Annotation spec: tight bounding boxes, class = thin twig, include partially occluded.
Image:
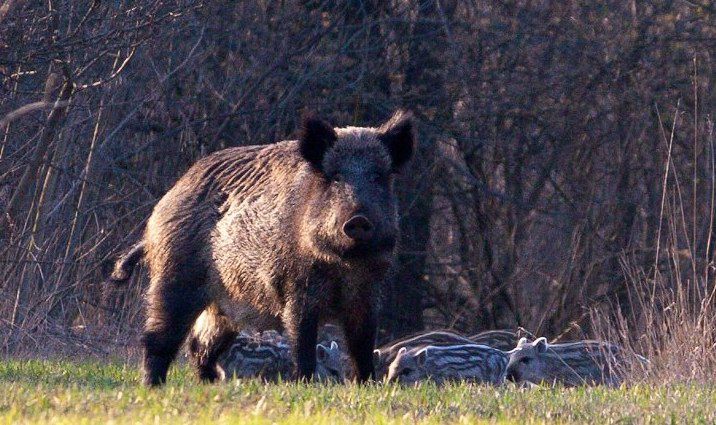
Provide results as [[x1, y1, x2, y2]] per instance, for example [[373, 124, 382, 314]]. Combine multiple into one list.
[[0, 101, 70, 130]]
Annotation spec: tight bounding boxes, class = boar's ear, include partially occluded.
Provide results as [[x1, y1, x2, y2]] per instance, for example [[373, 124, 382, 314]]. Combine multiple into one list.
[[299, 114, 337, 171], [378, 110, 415, 171]]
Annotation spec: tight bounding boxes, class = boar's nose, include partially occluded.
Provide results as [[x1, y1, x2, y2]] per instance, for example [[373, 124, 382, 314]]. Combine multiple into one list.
[[342, 215, 374, 241]]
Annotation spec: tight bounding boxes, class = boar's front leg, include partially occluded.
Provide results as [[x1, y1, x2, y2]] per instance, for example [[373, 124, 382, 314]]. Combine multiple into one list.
[[343, 308, 377, 382], [282, 297, 319, 381]]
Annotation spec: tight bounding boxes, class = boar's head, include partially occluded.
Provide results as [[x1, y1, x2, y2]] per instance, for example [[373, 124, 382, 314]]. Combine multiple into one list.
[[298, 110, 415, 263]]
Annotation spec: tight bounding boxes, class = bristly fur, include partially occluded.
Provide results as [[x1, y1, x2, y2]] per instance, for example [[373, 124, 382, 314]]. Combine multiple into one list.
[[387, 343, 509, 385], [105, 110, 416, 386], [468, 329, 524, 351]]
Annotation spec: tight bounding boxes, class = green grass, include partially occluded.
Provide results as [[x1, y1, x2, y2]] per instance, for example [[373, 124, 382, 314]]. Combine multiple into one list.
[[0, 360, 714, 424]]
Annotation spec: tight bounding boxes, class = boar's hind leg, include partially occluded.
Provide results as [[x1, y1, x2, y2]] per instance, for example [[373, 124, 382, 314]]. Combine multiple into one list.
[[142, 274, 208, 386], [343, 311, 377, 382]]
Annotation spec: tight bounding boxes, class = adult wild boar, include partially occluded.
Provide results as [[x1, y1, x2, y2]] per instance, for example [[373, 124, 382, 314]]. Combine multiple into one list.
[[106, 111, 416, 386]]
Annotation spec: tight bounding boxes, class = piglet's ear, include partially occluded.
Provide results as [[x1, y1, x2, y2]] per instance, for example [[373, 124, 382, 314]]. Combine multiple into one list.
[[316, 344, 328, 362], [299, 113, 337, 171], [416, 348, 429, 367], [534, 337, 548, 354], [378, 110, 415, 171]]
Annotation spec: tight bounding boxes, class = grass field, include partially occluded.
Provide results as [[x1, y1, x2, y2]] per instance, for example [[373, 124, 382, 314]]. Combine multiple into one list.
[[1, 360, 714, 424]]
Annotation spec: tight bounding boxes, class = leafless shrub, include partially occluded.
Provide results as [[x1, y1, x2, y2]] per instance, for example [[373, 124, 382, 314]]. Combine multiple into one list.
[[591, 108, 716, 384]]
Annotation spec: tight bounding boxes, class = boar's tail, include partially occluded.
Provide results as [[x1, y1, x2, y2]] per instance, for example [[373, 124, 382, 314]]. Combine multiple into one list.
[[102, 241, 145, 284]]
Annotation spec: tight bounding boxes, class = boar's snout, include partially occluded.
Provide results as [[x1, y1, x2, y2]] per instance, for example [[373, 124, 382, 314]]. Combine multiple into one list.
[[342, 215, 374, 242]]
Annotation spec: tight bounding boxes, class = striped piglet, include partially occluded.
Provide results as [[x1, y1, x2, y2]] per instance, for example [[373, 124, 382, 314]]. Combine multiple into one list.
[[216, 332, 345, 382], [373, 331, 475, 379], [505, 337, 647, 387], [386, 343, 508, 385]]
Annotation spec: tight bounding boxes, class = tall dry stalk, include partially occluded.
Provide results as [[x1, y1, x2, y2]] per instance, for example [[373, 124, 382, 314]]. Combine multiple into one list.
[[591, 96, 716, 384]]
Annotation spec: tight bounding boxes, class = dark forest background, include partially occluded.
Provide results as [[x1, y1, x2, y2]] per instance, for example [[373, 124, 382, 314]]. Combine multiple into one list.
[[1, 0, 714, 358]]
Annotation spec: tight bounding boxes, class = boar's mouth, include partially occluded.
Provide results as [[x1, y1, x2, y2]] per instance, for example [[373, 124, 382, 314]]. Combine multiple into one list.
[[340, 235, 396, 260]]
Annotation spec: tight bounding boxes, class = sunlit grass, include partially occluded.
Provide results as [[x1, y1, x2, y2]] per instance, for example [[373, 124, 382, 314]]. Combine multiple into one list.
[[1, 360, 714, 424]]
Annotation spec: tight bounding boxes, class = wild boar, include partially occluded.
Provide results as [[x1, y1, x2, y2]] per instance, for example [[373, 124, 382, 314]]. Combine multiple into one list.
[[105, 111, 416, 386]]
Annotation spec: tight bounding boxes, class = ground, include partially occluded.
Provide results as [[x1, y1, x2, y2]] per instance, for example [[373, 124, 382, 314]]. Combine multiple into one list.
[[1, 360, 713, 424]]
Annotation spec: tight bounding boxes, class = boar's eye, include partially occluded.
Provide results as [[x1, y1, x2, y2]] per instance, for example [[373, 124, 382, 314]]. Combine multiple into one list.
[[400, 368, 412, 376], [520, 357, 531, 365], [332, 173, 343, 183]]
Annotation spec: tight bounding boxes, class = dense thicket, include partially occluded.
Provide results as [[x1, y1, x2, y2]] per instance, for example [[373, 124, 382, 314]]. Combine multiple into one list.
[[1, 0, 714, 355]]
